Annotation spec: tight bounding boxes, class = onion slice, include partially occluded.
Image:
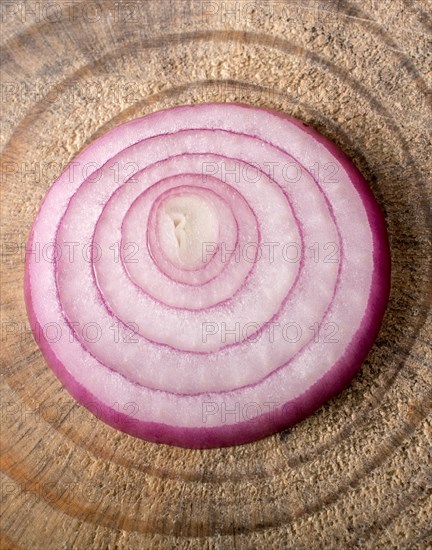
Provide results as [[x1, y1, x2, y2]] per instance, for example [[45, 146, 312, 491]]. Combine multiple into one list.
[[24, 103, 390, 448]]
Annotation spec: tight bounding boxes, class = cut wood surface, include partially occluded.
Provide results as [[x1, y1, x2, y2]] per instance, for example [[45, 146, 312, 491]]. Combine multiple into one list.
[[1, 1, 431, 548]]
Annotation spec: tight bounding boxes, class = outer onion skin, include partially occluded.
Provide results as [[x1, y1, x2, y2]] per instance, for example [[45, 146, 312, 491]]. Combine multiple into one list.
[[24, 103, 391, 448]]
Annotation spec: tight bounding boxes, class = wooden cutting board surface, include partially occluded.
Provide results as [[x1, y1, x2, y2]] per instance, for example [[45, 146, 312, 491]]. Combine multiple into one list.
[[1, 1, 431, 548]]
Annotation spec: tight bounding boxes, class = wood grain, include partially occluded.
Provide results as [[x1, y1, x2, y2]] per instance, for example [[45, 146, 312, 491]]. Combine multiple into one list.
[[1, 1, 431, 548]]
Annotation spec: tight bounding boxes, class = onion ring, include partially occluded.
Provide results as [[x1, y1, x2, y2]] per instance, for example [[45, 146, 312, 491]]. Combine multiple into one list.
[[25, 104, 390, 448]]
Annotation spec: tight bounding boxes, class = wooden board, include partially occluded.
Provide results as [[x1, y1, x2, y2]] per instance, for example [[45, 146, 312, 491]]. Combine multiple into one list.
[[1, 1, 431, 548]]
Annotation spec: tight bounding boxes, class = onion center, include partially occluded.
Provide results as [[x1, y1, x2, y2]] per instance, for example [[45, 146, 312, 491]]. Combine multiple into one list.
[[157, 192, 219, 269]]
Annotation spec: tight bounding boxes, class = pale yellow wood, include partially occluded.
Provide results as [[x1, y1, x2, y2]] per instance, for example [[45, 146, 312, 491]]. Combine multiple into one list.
[[1, 1, 431, 548]]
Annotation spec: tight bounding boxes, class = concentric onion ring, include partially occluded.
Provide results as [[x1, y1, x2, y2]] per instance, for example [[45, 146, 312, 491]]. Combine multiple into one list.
[[24, 103, 390, 448]]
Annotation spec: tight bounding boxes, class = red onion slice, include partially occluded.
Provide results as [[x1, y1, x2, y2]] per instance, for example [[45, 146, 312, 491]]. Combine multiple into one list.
[[25, 103, 390, 448]]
